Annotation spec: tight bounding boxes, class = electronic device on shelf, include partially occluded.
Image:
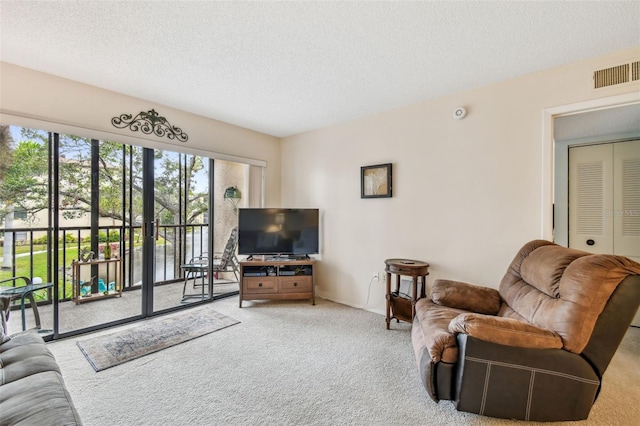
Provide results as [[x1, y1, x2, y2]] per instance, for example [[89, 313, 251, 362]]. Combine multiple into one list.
[[238, 208, 320, 257]]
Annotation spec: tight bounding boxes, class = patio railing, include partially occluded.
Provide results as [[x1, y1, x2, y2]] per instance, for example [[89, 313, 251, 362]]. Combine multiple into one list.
[[0, 223, 210, 303]]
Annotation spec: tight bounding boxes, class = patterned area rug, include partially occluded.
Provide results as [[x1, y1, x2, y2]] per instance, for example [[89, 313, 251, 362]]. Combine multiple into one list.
[[77, 307, 239, 371]]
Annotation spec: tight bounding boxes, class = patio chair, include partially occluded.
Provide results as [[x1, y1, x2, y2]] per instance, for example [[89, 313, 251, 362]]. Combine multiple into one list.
[[0, 277, 32, 323], [181, 227, 239, 299], [212, 226, 240, 281], [1, 295, 10, 334], [0, 276, 52, 331]]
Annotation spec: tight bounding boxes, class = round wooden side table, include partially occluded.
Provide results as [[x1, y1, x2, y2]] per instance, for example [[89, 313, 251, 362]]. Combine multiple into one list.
[[385, 258, 430, 329]]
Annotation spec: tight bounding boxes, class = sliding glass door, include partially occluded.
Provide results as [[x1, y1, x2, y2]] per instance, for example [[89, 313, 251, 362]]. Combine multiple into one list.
[[162, 156, 250, 309], [151, 150, 212, 310], [1, 123, 259, 339]]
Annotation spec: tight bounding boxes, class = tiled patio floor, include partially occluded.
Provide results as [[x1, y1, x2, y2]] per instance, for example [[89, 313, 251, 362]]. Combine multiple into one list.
[[4, 278, 239, 336]]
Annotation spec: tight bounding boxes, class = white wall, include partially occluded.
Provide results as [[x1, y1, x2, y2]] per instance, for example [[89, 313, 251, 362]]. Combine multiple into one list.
[[0, 62, 282, 206], [281, 47, 640, 314]]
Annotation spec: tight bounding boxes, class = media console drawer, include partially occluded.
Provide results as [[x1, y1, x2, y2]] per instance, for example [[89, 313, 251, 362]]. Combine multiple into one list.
[[279, 276, 312, 293], [239, 259, 316, 307], [243, 277, 278, 293]]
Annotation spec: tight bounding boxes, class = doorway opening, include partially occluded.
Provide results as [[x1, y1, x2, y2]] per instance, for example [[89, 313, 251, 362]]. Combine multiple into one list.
[[543, 93, 640, 327]]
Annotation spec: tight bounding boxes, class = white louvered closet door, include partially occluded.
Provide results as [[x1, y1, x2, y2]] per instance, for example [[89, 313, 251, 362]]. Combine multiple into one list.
[[569, 143, 613, 254], [613, 140, 640, 262], [569, 140, 640, 326]]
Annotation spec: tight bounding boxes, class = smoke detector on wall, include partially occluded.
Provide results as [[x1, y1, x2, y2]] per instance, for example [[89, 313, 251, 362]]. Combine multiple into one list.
[[453, 107, 467, 120]]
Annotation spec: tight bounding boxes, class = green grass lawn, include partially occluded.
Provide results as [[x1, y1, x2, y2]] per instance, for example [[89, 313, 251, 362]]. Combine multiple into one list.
[[0, 238, 163, 301], [0, 235, 152, 281], [0, 243, 48, 258], [0, 248, 79, 300], [0, 248, 79, 279]]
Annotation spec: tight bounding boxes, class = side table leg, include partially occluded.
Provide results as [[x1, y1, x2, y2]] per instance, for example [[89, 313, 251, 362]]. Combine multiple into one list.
[[411, 276, 418, 320], [395, 274, 401, 323], [419, 275, 426, 299], [20, 294, 28, 331], [31, 293, 41, 330], [22, 292, 41, 331], [385, 271, 391, 329], [201, 272, 205, 300]]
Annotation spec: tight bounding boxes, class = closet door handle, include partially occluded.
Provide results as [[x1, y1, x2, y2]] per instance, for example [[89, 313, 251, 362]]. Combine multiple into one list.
[[586, 239, 595, 246]]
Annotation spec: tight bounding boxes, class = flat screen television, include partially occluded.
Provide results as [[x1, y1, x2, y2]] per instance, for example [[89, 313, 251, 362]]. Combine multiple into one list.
[[238, 208, 319, 257]]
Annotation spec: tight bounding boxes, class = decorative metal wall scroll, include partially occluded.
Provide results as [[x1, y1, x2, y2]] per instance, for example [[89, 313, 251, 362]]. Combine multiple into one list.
[[111, 109, 189, 142]]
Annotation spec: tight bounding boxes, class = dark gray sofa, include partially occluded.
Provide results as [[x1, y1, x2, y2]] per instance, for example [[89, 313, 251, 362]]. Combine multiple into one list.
[[0, 331, 82, 425]]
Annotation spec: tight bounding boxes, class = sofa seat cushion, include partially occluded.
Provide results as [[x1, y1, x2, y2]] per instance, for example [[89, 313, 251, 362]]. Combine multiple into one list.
[[0, 370, 83, 426], [0, 332, 60, 385], [413, 298, 467, 363]]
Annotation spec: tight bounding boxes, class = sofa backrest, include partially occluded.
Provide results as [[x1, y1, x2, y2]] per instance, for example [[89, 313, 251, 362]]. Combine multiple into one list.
[[498, 240, 640, 354]]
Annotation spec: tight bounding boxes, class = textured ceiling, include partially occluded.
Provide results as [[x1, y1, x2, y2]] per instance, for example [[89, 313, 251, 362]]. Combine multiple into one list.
[[1, 1, 639, 137]]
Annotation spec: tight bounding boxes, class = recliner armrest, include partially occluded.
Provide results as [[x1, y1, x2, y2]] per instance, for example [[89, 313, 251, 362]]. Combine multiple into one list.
[[449, 313, 563, 349], [431, 279, 501, 314]]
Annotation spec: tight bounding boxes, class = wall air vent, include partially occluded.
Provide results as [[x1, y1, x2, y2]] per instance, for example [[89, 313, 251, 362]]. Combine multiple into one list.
[[632, 61, 640, 82], [594, 63, 629, 88]]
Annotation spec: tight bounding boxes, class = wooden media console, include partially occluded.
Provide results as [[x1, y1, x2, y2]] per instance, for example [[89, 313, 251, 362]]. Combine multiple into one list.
[[239, 259, 315, 307]]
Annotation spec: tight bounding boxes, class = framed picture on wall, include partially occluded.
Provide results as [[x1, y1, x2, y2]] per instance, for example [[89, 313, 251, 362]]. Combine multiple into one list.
[[361, 163, 392, 198]]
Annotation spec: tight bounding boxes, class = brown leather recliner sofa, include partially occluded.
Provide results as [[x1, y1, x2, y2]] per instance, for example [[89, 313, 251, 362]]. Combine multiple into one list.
[[411, 239, 640, 421]]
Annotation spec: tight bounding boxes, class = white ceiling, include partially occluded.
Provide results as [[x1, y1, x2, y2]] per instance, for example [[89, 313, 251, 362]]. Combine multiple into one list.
[[1, 1, 639, 138]]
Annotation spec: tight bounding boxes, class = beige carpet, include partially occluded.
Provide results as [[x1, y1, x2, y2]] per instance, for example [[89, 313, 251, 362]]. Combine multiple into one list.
[[47, 297, 640, 425]]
